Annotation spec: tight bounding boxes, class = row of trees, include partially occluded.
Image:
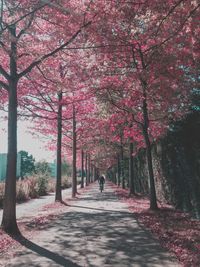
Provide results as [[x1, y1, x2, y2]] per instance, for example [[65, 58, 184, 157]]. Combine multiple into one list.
[[0, 0, 199, 234]]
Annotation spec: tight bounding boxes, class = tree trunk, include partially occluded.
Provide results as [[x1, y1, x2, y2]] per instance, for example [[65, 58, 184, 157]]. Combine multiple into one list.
[[1, 80, 20, 235], [129, 140, 135, 195], [88, 154, 91, 184], [55, 91, 62, 202], [95, 167, 99, 181], [94, 167, 97, 181], [143, 127, 158, 210], [113, 168, 117, 184], [120, 140, 125, 189], [91, 165, 94, 182], [85, 153, 88, 186], [81, 150, 84, 188], [1, 25, 20, 235], [72, 105, 77, 198], [90, 164, 93, 183], [117, 154, 120, 186], [142, 82, 158, 210]]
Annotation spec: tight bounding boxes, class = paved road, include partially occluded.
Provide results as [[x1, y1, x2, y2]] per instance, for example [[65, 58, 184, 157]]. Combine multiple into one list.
[[0, 187, 73, 222], [3, 183, 179, 267]]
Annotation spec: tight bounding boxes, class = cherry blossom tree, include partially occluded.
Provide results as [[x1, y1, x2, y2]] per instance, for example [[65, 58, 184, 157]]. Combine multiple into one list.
[[1, 0, 199, 236], [83, 0, 200, 209], [0, 0, 93, 234]]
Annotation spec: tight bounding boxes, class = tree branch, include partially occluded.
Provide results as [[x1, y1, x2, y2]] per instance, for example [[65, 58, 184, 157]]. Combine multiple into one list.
[[145, 3, 200, 54], [154, 0, 185, 37], [106, 89, 143, 127], [17, 12, 35, 39], [0, 0, 4, 31], [0, 1, 48, 35], [0, 80, 9, 90], [18, 105, 57, 120], [0, 64, 10, 80], [18, 20, 92, 79], [36, 65, 58, 85]]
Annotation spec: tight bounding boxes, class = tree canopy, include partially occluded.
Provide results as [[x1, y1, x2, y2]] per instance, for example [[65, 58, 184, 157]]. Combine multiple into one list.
[[18, 150, 35, 178], [0, 0, 199, 234]]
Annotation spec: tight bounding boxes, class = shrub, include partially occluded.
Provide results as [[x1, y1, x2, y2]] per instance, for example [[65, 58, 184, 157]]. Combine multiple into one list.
[[27, 177, 39, 198], [48, 179, 56, 192], [35, 161, 51, 176], [0, 175, 70, 208], [16, 180, 29, 202], [37, 175, 48, 196], [61, 176, 71, 189]]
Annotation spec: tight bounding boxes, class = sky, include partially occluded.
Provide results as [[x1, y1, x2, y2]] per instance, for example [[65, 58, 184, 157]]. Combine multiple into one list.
[[0, 111, 55, 162]]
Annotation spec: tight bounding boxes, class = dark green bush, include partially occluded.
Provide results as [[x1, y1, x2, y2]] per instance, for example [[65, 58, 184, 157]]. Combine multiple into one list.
[[37, 175, 48, 196]]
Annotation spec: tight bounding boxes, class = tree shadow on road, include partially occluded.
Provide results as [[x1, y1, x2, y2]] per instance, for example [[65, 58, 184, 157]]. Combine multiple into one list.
[[11, 235, 82, 267], [67, 204, 132, 214], [5, 185, 178, 267]]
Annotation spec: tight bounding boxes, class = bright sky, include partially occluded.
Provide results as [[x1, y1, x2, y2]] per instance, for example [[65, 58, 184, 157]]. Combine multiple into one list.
[[0, 111, 55, 162]]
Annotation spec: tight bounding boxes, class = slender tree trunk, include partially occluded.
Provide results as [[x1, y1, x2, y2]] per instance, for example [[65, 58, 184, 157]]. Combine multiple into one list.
[[92, 165, 94, 182], [117, 154, 120, 186], [129, 140, 135, 195], [55, 91, 62, 202], [88, 154, 91, 184], [81, 150, 84, 188], [115, 172, 117, 184], [93, 167, 95, 182], [90, 164, 93, 183], [112, 164, 117, 184], [93, 165, 95, 182], [95, 167, 99, 181], [143, 127, 158, 210], [1, 80, 19, 235], [142, 81, 158, 210], [85, 153, 88, 186], [120, 139, 125, 189], [94, 167, 96, 181], [94, 166, 97, 182], [1, 25, 20, 235], [72, 105, 77, 198]]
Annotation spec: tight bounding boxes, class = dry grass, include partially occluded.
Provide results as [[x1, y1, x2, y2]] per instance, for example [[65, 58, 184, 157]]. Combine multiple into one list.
[[0, 176, 74, 208], [0, 177, 58, 208]]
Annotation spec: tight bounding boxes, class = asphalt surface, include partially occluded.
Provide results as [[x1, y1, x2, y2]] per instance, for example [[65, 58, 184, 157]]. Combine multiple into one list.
[[2, 183, 179, 267], [0, 187, 73, 222]]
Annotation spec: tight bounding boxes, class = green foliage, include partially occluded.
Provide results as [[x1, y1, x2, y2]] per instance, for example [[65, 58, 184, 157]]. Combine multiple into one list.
[[19, 150, 35, 178], [77, 169, 84, 177], [35, 160, 51, 176], [37, 175, 48, 196], [62, 160, 72, 176], [191, 89, 200, 112]]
